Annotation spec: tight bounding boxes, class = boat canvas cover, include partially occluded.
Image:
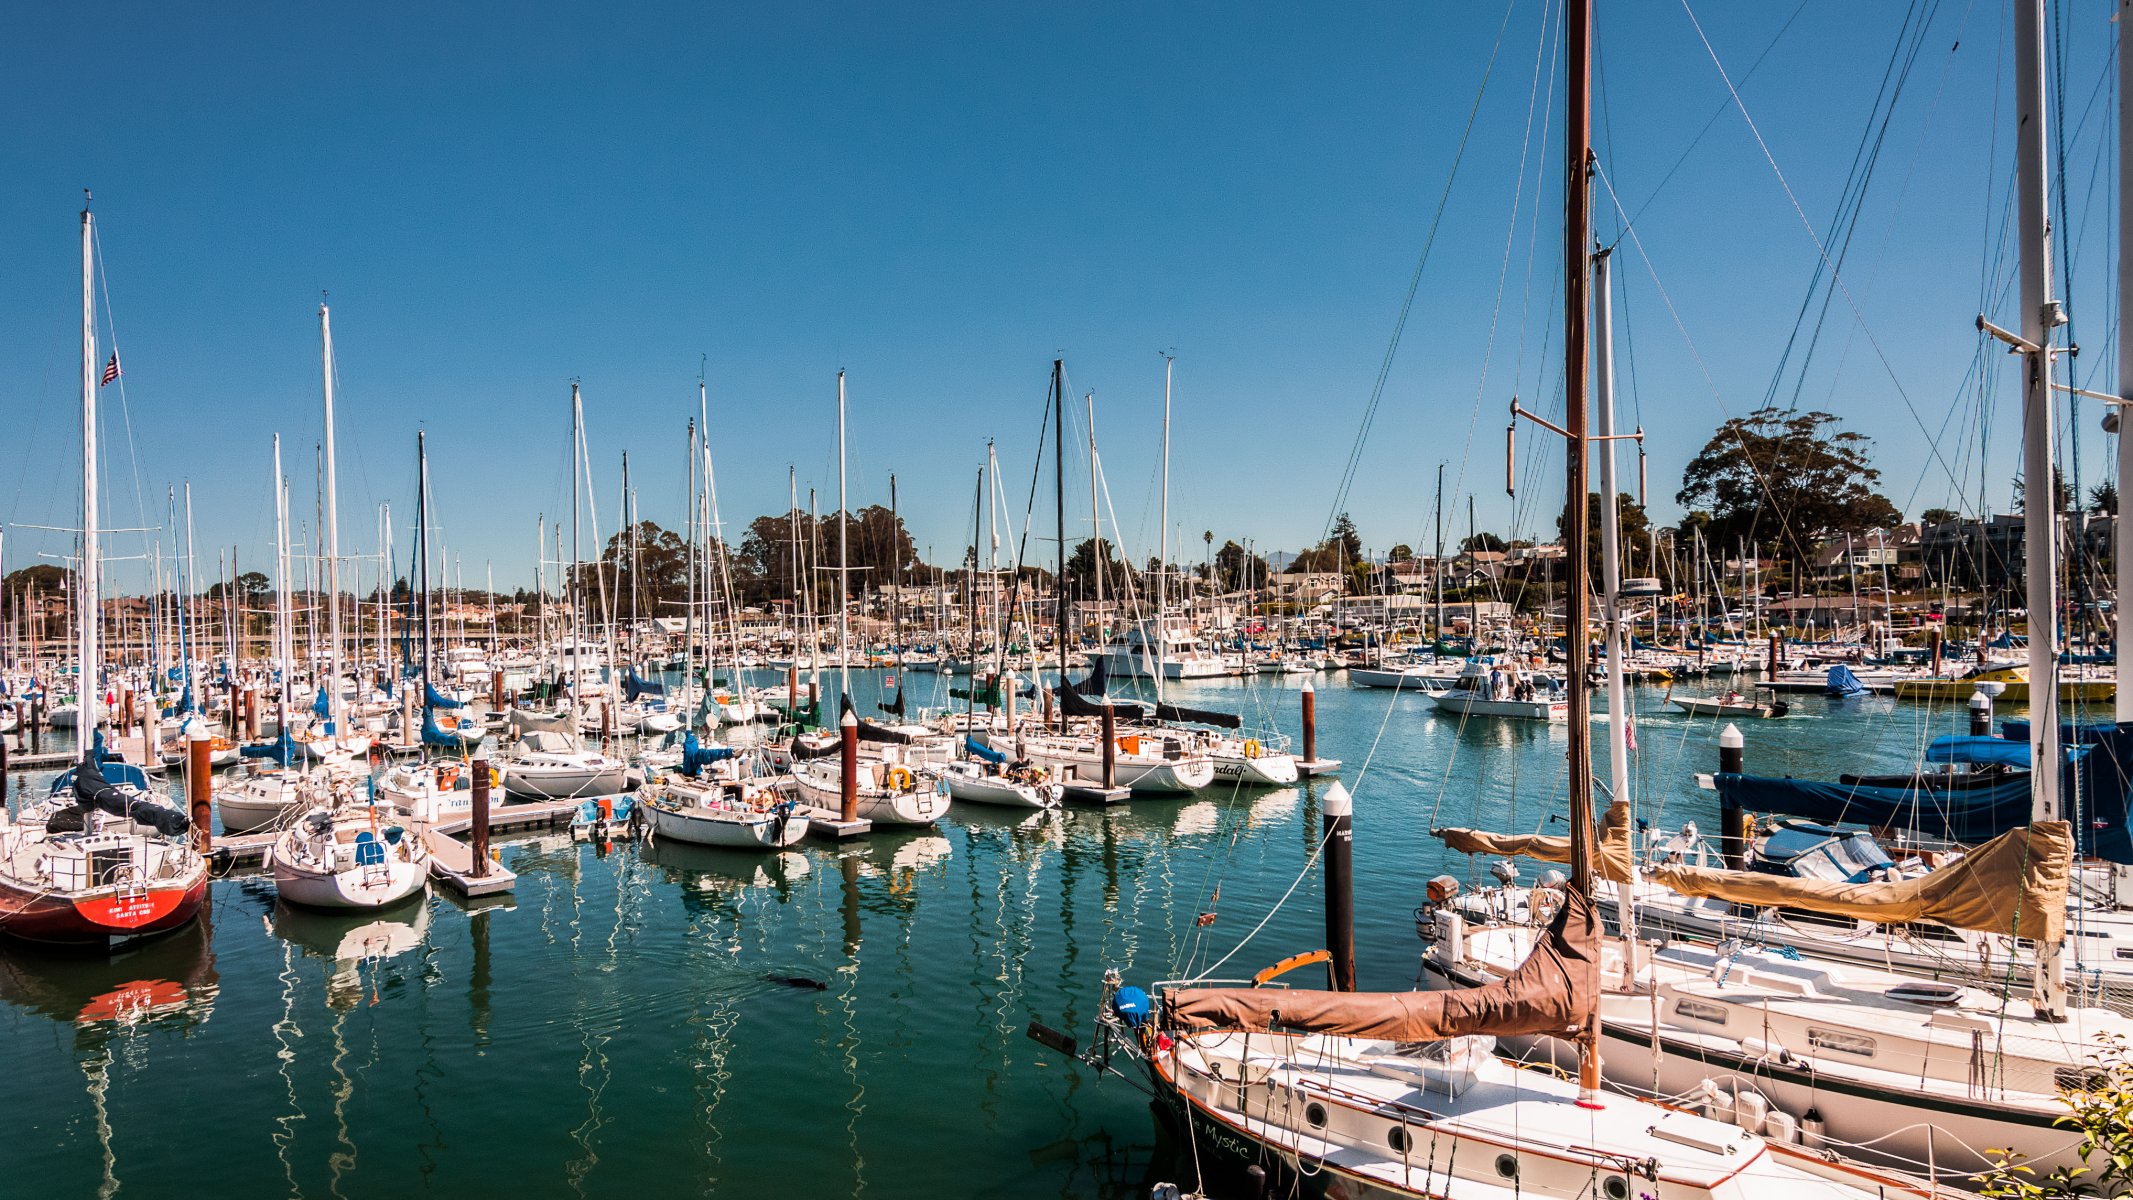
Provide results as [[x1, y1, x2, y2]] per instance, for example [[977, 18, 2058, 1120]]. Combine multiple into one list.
[[67, 753, 191, 838], [622, 669, 665, 701], [1649, 821, 2071, 942], [1714, 722, 2133, 864], [965, 735, 1007, 764], [508, 707, 577, 736], [1432, 800, 1635, 884], [1824, 664, 1870, 696], [421, 707, 472, 749], [241, 730, 299, 766], [1166, 887, 1599, 1042], [678, 733, 735, 776], [1924, 735, 2033, 768], [426, 679, 465, 710]]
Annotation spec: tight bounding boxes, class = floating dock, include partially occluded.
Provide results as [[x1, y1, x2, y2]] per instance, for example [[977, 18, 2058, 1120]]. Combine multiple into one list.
[[1296, 758, 1343, 778], [795, 804, 872, 838]]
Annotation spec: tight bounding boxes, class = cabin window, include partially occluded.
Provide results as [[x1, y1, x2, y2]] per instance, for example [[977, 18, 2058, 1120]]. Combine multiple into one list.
[[1674, 997, 1727, 1025], [2115, 948, 2133, 961], [1303, 1102, 1328, 1129], [1494, 1154, 1519, 1180], [1603, 1176, 1631, 1200], [1807, 1027, 1876, 1057], [1386, 1125, 1412, 1154]]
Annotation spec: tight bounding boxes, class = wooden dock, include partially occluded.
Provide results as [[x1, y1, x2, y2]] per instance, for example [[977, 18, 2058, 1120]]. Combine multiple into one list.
[[1061, 783, 1132, 805], [796, 804, 871, 839], [1297, 758, 1344, 778], [208, 797, 590, 896]]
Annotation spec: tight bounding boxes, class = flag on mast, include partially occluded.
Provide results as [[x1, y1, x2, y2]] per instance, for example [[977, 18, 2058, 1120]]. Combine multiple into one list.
[[99, 354, 120, 387]]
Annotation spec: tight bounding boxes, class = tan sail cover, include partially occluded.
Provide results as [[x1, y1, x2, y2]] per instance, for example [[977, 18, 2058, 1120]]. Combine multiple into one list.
[[1648, 821, 2072, 942], [1165, 887, 1599, 1041], [1433, 800, 1634, 884]]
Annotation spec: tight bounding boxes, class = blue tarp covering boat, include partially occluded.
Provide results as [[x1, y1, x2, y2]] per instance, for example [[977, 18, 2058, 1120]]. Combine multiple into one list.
[[1714, 723, 2133, 863], [1923, 735, 2033, 769], [623, 669, 666, 701], [1823, 665, 1870, 697]]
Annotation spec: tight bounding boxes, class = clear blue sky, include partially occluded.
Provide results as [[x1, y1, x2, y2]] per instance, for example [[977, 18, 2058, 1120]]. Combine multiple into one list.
[[1, 1, 2119, 593]]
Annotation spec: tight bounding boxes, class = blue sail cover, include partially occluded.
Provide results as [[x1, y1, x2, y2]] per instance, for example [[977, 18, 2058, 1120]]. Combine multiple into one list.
[[311, 685, 330, 719], [965, 735, 1007, 764], [624, 669, 666, 701], [1924, 735, 2032, 768], [1823, 665, 1870, 697], [678, 732, 735, 777], [425, 680, 464, 710], [1715, 722, 2133, 863], [422, 707, 475, 748], [241, 730, 299, 766]]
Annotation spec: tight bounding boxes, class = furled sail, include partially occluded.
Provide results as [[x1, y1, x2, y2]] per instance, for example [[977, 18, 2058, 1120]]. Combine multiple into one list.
[[1648, 821, 2071, 942], [1432, 800, 1635, 884], [1166, 887, 1599, 1042]]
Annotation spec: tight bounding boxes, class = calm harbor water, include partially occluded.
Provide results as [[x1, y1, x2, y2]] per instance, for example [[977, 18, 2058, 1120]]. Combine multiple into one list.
[[4, 672, 2013, 1198]]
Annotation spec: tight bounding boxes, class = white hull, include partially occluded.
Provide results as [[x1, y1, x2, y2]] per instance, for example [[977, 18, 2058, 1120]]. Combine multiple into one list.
[[940, 767, 1059, 808], [1210, 752, 1299, 786], [1428, 690, 1567, 721], [644, 796, 807, 849], [499, 760, 629, 799], [790, 763, 949, 825]]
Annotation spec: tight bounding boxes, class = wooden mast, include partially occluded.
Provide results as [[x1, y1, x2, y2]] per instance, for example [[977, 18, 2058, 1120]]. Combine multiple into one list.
[[1561, 0, 1600, 1106]]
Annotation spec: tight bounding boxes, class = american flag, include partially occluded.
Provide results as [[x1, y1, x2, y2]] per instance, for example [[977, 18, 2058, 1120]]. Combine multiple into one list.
[[99, 354, 120, 387]]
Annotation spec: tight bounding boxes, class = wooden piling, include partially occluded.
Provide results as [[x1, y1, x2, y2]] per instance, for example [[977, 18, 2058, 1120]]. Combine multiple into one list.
[[187, 732, 213, 854], [839, 709, 859, 823], [1301, 679, 1317, 766], [470, 757, 491, 878]]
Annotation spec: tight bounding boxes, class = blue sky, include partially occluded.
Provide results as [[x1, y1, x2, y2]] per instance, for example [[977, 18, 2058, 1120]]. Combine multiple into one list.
[[1, 1, 2120, 593]]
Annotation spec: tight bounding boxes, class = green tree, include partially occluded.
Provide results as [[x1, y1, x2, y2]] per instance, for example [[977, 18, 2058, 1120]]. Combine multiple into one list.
[[2, 564, 71, 605], [206, 571, 271, 602], [1460, 532, 1507, 554], [1976, 1034, 2133, 1198], [1558, 493, 1652, 579], [1676, 407, 1900, 557], [1389, 543, 1414, 562], [1919, 507, 1960, 526], [1060, 537, 1131, 599], [1289, 513, 1364, 576], [2089, 483, 2118, 517], [1212, 540, 1269, 592], [597, 520, 692, 620]]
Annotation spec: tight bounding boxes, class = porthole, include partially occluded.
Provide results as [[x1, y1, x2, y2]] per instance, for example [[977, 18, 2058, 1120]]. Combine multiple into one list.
[[1603, 1175, 1630, 1200], [1303, 1102, 1328, 1129], [1387, 1125, 1412, 1154], [1495, 1154, 1519, 1179]]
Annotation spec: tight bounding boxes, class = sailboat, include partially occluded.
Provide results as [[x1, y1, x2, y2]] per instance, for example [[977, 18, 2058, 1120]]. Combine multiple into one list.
[[1036, 9, 1939, 1195], [0, 198, 209, 945], [1418, 3, 2132, 1182], [219, 434, 340, 834], [267, 304, 429, 911]]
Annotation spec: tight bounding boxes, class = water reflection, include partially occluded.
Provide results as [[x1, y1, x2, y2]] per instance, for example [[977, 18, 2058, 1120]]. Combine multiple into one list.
[[0, 919, 220, 1036], [271, 899, 433, 1010]]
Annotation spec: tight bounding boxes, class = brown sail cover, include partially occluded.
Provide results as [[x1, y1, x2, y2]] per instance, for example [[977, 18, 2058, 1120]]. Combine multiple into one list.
[[1648, 821, 2072, 943], [1165, 887, 1600, 1041], [1433, 800, 1635, 884]]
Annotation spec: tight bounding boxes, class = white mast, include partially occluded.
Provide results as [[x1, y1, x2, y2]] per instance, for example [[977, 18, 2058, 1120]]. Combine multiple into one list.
[[274, 435, 293, 730], [79, 197, 101, 741], [1159, 355, 1173, 684], [837, 370, 850, 697], [2116, 0, 2133, 723], [2013, 0, 2067, 1020], [1593, 247, 1639, 984], [319, 303, 345, 740], [570, 382, 583, 690]]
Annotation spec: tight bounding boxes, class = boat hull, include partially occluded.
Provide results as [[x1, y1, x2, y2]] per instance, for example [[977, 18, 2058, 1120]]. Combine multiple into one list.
[[0, 871, 208, 946], [644, 800, 807, 849]]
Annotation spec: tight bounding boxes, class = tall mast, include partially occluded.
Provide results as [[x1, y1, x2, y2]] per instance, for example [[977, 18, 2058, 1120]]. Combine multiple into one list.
[[570, 382, 582, 686], [1088, 390, 1103, 622], [1159, 356, 1173, 681], [1561, 0, 1601, 1103], [2013, 0, 2067, 1020], [79, 197, 101, 740], [837, 370, 850, 698], [1434, 463, 1445, 641], [319, 302, 344, 737], [686, 414, 699, 708], [274, 435, 292, 731], [417, 431, 433, 696], [2116, 0, 2133, 723], [1053, 359, 1067, 728]]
